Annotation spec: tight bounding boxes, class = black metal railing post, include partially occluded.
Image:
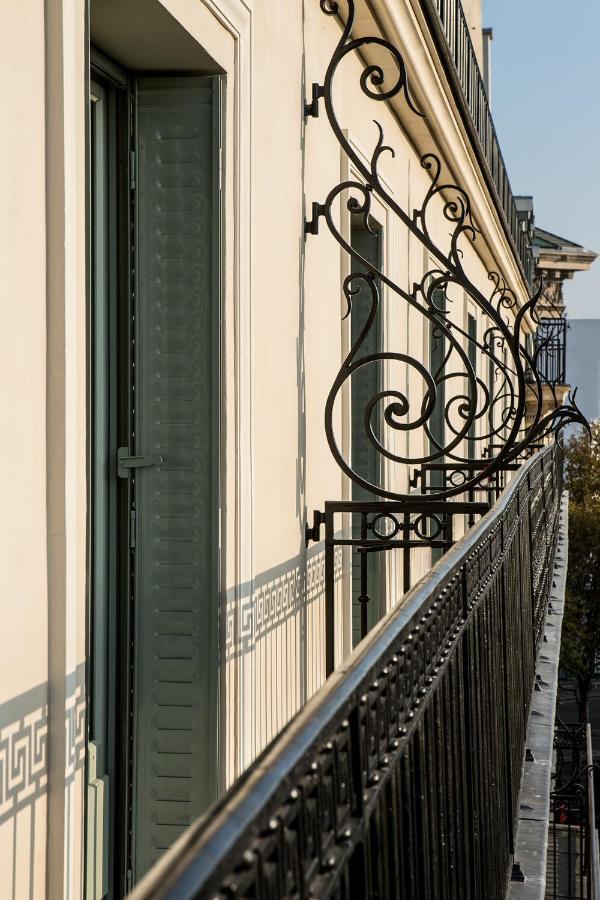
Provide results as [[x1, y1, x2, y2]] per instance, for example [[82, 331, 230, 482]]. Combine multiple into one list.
[[461, 552, 479, 899], [500, 497, 517, 857]]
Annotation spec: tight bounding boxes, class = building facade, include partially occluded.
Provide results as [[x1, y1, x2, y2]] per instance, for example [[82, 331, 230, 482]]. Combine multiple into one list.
[[532, 226, 597, 426], [568, 320, 600, 423], [0, 1, 592, 898]]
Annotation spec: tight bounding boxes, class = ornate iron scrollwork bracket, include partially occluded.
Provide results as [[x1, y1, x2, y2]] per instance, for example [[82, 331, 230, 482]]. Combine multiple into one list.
[[304, 82, 325, 119], [305, 509, 326, 546], [303, 0, 587, 664], [304, 0, 587, 507], [304, 202, 326, 236]]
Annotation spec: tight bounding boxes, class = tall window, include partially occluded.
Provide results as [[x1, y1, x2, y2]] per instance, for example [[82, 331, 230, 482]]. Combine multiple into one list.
[[429, 315, 446, 457], [428, 284, 447, 494], [467, 312, 477, 458], [428, 287, 447, 562], [488, 336, 496, 448], [350, 216, 383, 645]]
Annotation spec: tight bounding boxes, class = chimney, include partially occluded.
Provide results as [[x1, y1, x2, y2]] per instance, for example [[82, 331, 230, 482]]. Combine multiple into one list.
[[460, 0, 483, 68], [483, 27, 493, 103]]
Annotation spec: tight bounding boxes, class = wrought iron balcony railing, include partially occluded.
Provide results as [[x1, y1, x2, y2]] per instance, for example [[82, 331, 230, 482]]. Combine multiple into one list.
[[131, 444, 563, 900], [533, 317, 568, 388], [420, 0, 534, 283]]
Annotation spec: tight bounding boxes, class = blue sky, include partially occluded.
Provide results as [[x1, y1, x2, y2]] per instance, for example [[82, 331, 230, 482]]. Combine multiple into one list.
[[484, 0, 600, 318]]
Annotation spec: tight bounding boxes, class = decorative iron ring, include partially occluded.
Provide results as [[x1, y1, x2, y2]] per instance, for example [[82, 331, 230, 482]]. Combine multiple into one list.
[[369, 513, 402, 541]]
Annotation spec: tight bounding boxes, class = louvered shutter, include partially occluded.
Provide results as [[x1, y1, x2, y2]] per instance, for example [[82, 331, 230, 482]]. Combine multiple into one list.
[[350, 224, 382, 644], [132, 76, 220, 880]]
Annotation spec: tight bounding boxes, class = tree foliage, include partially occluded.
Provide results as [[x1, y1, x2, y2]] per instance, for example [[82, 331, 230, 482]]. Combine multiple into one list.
[[564, 421, 600, 505], [560, 422, 600, 720]]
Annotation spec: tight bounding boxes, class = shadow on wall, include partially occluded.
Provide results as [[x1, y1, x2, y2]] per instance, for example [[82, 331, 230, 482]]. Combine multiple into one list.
[[224, 541, 342, 663], [225, 541, 343, 764], [0, 664, 85, 899]]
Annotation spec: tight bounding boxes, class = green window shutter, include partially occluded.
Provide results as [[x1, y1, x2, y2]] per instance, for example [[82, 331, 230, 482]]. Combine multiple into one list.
[[132, 75, 221, 880], [467, 312, 477, 459], [429, 297, 446, 562], [350, 222, 382, 644]]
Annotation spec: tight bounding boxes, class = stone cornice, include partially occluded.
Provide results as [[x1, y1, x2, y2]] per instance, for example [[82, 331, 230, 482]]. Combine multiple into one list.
[[536, 248, 598, 275]]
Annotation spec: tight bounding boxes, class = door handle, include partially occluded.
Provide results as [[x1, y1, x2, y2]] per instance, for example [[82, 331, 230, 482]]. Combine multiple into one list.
[[117, 447, 162, 479]]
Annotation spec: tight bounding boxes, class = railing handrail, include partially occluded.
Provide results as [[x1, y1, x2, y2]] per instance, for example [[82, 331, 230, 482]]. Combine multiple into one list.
[[131, 446, 561, 900], [419, 0, 533, 284]]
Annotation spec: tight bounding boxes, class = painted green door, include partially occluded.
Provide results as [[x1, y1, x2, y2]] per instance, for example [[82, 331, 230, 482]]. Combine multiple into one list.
[[130, 76, 221, 881]]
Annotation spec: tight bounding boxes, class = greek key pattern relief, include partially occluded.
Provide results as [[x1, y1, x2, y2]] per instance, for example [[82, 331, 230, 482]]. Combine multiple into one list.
[[225, 545, 344, 661], [0, 707, 47, 822], [0, 666, 86, 825], [65, 674, 86, 778]]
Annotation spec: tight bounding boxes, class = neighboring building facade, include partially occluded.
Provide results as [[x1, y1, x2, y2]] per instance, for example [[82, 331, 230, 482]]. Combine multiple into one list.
[[567, 320, 600, 423], [0, 1, 589, 898], [531, 226, 597, 418]]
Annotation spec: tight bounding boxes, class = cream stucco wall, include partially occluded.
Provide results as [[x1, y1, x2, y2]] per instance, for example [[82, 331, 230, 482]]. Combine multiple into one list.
[[0, 2, 49, 897], [45, 0, 89, 897], [0, 0, 533, 895]]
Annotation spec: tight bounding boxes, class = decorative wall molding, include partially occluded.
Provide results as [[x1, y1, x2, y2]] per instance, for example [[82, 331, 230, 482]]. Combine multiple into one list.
[[0, 664, 85, 827], [224, 542, 343, 662]]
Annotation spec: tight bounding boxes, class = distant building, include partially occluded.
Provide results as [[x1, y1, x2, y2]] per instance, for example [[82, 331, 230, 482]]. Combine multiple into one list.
[[528, 227, 598, 426], [533, 227, 597, 314], [567, 319, 600, 422], [527, 223, 597, 419]]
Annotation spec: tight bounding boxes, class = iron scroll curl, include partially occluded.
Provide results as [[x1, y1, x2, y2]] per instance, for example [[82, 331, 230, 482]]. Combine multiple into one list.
[[308, 0, 587, 501]]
